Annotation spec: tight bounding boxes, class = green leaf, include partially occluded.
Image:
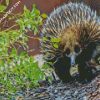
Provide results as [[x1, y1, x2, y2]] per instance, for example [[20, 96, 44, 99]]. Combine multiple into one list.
[[41, 13, 48, 18], [10, 49, 17, 57], [42, 37, 48, 41], [53, 43, 59, 48], [51, 38, 61, 43], [24, 6, 30, 17], [0, 5, 6, 12]]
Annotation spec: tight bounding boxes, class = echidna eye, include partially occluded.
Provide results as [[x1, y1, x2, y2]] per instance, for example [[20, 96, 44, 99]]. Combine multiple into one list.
[[66, 48, 70, 55], [74, 45, 80, 53]]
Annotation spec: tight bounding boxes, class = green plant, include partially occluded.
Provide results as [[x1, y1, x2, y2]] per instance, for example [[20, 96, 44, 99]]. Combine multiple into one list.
[[0, 4, 6, 12], [0, 4, 49, 99], [0, 49, 47, 99], [16, 5, 47, 34], [0, 4, 47, 57]]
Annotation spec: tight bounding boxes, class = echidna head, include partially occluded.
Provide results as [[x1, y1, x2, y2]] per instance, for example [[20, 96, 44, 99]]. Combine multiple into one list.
[[60, 23, 100, 66], [60, 26, 82, 66]]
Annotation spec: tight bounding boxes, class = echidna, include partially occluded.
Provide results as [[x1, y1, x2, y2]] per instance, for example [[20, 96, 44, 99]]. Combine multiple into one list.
[[41, 3, 100, 83]]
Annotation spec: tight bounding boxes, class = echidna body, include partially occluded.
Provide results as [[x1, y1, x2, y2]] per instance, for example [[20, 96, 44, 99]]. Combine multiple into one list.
[[41, 3, 100, 83]]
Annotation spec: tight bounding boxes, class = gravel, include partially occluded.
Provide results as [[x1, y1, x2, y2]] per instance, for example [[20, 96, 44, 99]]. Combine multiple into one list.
[[20, 73, 100, 100]]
